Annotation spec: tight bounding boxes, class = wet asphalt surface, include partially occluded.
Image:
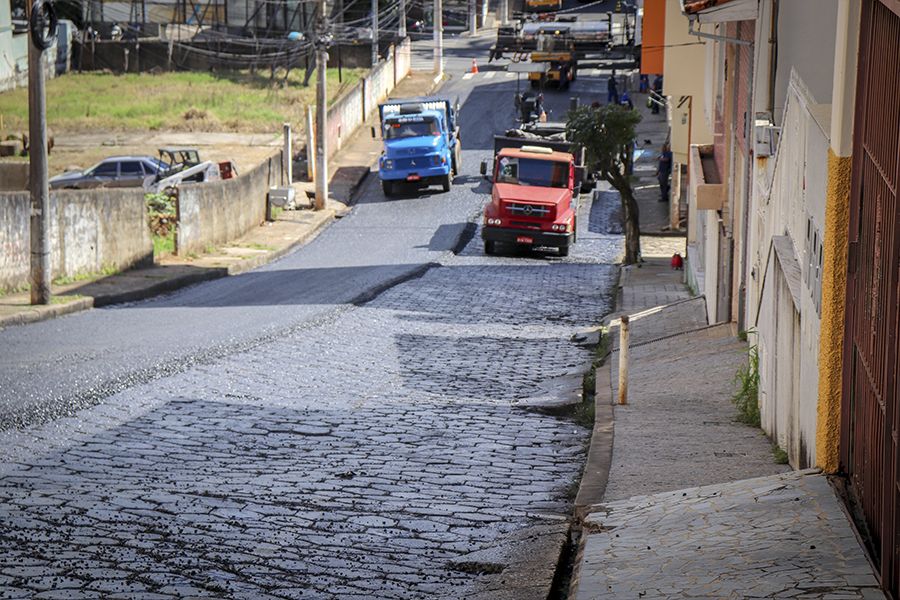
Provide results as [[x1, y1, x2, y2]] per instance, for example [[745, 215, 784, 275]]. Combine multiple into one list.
[[0, 32, 625, 599]]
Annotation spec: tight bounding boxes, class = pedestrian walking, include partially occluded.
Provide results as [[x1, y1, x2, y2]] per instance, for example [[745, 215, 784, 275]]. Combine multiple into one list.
[[607, 71, 619, 105], [657, 143, 673, 202], [639, 74, 649, 93], [651, 75, 663, 114]]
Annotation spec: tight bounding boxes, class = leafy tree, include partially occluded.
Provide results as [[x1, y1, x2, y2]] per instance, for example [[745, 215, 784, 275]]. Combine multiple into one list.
[[566, 105, 642, 264]]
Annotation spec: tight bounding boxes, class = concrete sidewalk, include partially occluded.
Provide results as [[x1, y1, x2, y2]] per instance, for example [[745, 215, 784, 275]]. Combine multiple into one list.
[[568, 259, 885, 599], [0, 72, 437, 329]]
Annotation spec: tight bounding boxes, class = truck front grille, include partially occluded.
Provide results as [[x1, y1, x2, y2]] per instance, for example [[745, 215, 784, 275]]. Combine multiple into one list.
[[506, 203, 552, 218]]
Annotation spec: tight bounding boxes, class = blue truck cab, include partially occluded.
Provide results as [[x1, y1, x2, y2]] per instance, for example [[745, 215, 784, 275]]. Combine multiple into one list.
[[375, 97, 461, 197]]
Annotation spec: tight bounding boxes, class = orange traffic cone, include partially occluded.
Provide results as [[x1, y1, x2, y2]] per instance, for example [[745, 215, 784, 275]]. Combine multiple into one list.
[[471, 59, 479, 74]]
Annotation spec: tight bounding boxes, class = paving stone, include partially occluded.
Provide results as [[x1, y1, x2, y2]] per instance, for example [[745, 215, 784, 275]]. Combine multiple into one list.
[[0, 215, 619, 598]]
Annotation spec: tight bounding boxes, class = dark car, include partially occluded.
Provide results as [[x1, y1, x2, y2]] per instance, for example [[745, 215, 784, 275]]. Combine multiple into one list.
[[50, 156, 168, 190]]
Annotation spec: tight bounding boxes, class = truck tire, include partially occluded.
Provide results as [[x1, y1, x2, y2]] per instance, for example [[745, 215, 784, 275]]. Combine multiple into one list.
[[558, 245, 570, 257], [452, 142, 462, 176], [382, 180, 394, 197], [441, 173, 452, 192], [484, 240, 496, 255]]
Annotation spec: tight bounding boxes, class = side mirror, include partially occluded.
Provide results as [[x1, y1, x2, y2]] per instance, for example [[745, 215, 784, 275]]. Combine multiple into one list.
[[480, 160, 488, 176], [573, 166, 585, 190], [370, 126, 377, 139]]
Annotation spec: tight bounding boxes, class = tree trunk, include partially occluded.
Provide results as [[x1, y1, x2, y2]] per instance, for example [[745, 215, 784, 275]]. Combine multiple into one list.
[[609, 171, 641, 264]]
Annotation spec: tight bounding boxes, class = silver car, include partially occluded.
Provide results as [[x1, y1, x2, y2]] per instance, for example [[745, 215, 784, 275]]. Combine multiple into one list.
[[50, 156, 168, 190]]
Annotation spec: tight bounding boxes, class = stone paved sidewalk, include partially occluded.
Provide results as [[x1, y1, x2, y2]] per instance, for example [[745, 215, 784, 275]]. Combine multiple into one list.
[[569, 248, 885, 599], [574, 470, 885, 600]]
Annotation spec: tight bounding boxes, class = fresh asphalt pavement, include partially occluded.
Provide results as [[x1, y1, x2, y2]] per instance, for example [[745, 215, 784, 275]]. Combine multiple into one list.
[[0, 37, 624, 598]]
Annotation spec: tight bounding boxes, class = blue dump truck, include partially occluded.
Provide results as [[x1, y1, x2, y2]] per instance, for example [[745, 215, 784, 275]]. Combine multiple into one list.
[[374, 97, 461, 197]]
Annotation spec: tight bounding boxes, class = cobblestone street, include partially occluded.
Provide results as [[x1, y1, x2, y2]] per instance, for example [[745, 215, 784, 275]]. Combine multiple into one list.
[[0, 208, 619, 598]]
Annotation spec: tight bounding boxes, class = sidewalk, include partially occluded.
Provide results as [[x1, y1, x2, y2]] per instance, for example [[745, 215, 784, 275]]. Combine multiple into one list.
[[568, 260, 885, 599], [0, 72, 437, 329]]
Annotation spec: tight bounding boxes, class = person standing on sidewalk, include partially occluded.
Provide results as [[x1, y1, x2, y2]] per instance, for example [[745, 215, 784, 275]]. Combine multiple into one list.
[[607, 71, 620, 105], [657, 143, 673, 202]]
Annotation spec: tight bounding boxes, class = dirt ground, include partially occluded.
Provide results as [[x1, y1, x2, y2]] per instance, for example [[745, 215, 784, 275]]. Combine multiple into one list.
[[41, 130, 286, 177]]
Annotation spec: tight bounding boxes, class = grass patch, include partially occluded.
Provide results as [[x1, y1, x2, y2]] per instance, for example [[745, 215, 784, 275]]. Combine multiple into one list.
[[50, 294, 86, 304], [576, 326, 610, 428], [0, 68, 364, 134], [732, 344, 761, 427], [52, 264, 119, 286], [772, 445, 789, 465], [153, 231, 176, 257], [238, 242, 276, 251]]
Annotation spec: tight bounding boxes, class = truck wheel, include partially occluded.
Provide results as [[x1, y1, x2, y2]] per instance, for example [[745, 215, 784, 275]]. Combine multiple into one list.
[[484, 240, 496, 255], [382, 180, 394, 197], [558, 245, 570, 257], [452, 142, 462, 176], [530, 79, 539, 89], [441, 173, 452, 192]]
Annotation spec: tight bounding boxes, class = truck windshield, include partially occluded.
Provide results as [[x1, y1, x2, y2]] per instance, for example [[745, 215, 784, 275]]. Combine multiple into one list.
[[384, 119, 439, 139], [496, 156, 569, 188]]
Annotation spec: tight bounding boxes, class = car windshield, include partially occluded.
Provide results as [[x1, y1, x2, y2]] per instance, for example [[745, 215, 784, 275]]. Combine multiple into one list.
[[496, 156, 569, 188], [148, 158, 170, 172], [385, 118, 439, 139]]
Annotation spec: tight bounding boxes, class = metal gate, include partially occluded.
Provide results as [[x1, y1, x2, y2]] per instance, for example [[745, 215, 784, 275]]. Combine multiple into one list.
[[841, 1, 900, 597]]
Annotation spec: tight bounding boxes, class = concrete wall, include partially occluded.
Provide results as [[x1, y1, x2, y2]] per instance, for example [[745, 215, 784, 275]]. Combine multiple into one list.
[[663, 0, 715, 165], [321, 38, 412, 157], [773, 0, 838, 124], [0, 188, 153, 292], [176, 149, 282, 255], [0, 162, 28, 191], [750, 72, 828, 470]]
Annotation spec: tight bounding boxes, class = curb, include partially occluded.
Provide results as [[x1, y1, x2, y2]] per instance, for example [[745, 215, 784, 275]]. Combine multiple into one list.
[[0, 296, 94, 329], [574, 357, 614, 519], [0, 209, 338, 328]]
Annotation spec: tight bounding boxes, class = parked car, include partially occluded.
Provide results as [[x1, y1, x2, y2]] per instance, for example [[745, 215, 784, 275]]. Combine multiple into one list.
[[50, 156, 168, 190]]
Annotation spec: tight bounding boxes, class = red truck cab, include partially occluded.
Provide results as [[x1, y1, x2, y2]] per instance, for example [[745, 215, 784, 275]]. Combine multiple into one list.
[[481, 145, 577, 256]]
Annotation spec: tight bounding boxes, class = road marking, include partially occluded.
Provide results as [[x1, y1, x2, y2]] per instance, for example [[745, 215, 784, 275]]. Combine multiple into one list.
[[505, 72, 516, 78], [484, 71, 496, 79], [462, 72, 474, 80], [589, 69, 604, 78]]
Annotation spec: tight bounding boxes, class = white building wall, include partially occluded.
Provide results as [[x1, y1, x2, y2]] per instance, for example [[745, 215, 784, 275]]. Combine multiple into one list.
[[751, 70, 828, 469]]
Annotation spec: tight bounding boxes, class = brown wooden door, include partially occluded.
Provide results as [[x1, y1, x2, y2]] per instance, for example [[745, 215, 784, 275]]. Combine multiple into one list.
[[841, 2, 900, 598]]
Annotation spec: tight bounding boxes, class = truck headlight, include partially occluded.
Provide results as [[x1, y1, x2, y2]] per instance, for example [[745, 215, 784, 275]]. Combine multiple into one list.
[[432, 155, 441, 166], [383, 159, 394, 169]]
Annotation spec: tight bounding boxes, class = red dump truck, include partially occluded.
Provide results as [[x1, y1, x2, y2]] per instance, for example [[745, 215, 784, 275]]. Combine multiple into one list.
[[479, 133, 588, 257]]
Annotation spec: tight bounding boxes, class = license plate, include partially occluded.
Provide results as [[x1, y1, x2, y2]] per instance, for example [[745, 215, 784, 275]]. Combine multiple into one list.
[[406, 174, 421, 181], [516, 236, 534, 244]]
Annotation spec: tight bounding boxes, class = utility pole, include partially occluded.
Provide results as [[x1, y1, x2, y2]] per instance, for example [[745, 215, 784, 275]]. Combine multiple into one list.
[[371, 0, 378, 65], [26, 0, 52, 305], [500, 0, 508, 25], [314, 0, 328, 211], [468, 0, 476, 35], [433, 0, 442, 76], [398, 0, 406, 38]]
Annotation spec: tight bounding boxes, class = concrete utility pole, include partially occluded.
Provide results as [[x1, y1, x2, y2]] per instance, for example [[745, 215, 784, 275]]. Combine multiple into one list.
[[398, 0, 406, 38], [315, 0, 328, 210], [433, 0, 442, 76], [26, 0, 52, 305], [371, 0, 378, 65], [468, 0, 476, 35], [500, 0, 509, 26]]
